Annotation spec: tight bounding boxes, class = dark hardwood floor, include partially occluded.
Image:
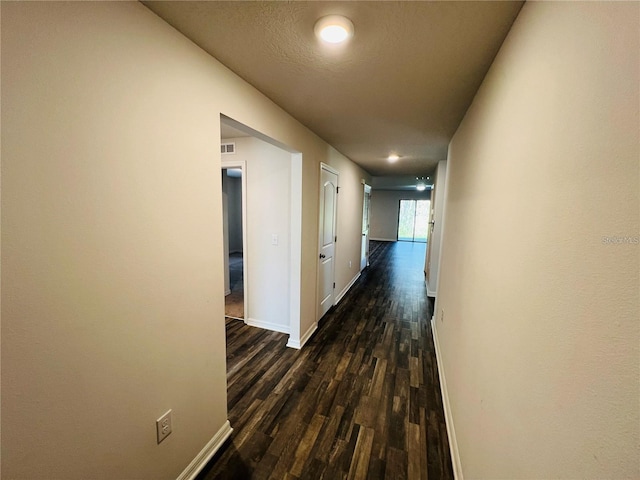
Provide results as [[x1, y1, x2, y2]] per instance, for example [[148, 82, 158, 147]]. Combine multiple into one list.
[[197, 240, 454, 480]]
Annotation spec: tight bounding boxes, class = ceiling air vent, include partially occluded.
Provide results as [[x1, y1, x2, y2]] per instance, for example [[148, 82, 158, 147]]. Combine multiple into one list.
[[221, 142, 236, 155]]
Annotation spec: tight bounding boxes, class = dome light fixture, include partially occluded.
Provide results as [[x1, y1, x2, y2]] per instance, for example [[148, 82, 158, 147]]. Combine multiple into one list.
[[416, 177, 428, 191], [314, 15, 354, 44], [387, 154, 400, 163]]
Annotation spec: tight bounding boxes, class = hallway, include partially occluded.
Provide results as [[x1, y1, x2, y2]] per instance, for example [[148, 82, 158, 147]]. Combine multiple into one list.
[[199, 241, 453, 479]]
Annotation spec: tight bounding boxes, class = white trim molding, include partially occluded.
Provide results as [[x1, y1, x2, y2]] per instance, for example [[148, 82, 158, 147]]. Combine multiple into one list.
[[335, 272, 361, 305], [288, 152, 303, 355], [319, 162, 340, 176], [287, 321, 317, 349], [369, 237, 397, 242], [245, 318, 290, 334], [176, 420, 233, 480], [425, 277, 436, 298], [431, 319, 463, 479]]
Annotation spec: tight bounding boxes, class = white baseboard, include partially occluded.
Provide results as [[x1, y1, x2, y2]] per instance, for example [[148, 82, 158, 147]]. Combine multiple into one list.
[[177, 420, 233, 480], [335, 272, 361, 304], [369, 237, 397, 242], [425, 277, 436, 297], [245, 318, 290, 334], [224, 289, 231, 296], [287, 321, 317, 349], [431, 319, 463, 479]]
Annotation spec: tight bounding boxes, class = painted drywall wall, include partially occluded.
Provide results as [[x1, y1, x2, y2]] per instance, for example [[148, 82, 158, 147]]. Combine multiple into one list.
[[435, 2, 639, 478], [228, 136, 291, 332], [1, 3, 230, 478], [222, 191, 231, 295], [369, 190, 431, 241], [226, 176, 243, 253], [221, 172, 238, 296], [425, 161, 447, 297], [1, 2, 371, 478]]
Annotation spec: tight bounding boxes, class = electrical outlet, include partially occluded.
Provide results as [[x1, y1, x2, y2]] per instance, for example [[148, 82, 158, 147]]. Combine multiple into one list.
[[440, 308, 445, 323], [349, 260, 352, 268], [156, 409, 172, 444], [271, 234, 278, 246]]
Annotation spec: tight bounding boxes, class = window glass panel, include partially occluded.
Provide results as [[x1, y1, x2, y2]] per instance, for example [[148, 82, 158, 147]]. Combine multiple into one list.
[[398, 200, 416, 241]]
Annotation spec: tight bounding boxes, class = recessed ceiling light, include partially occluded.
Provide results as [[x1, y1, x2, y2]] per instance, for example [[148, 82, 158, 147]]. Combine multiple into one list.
[[314, 15, 354, 44], [387, 154, 399, 163]]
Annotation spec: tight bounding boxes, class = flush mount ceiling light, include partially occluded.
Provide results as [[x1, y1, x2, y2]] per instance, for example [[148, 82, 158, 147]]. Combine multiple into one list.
[[314, 15, 354, 44], [387, 154, 400, 163]]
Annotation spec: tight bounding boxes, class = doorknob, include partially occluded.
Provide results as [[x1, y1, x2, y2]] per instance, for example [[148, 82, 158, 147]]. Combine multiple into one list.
[[319, 254, 326, 259]]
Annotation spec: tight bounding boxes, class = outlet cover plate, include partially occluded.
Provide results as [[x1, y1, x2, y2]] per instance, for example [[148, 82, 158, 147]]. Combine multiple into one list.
[[156, 409, 172, 444]]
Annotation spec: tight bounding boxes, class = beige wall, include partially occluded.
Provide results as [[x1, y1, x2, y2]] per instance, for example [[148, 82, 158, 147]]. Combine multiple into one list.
[[435, 2, 639, 478], [1, 2, 369, 478], [370, 189, 431, 241], [225, 175, 243, 254]]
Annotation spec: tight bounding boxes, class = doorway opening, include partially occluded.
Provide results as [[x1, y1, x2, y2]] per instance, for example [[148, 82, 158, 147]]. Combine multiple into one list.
[[360, 184, 371, 270], [220, 114, 303, 347], [222, 167, 245, 320], [398, 199, 430, 242]]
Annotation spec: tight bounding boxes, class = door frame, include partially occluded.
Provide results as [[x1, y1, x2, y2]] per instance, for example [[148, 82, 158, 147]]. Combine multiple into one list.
[[220, 114, 303, 348], [425, 187, 436, 283], [221, 160, 248, 321], [316, 162, 339, 321], [361, 183, 372, 270]]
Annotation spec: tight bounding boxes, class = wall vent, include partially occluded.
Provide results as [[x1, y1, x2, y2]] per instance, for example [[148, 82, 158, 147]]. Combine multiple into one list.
[[221, 142, 236, 155]]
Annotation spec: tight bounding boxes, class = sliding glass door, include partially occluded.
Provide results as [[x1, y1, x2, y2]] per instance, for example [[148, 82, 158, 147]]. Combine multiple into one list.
[[398, 199, 430, 242]]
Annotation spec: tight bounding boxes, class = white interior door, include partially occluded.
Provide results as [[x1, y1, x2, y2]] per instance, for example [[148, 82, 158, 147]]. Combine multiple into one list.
[[361, 184, 371, 270], [318, 165, 338, 320]]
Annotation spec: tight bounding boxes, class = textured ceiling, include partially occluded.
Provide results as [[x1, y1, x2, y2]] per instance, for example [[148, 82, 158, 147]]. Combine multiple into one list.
[[143, 1, 523, 177]]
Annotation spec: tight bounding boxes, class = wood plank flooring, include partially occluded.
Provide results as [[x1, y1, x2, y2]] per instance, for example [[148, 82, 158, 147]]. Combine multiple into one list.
[[197, 241, 453, 480]]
